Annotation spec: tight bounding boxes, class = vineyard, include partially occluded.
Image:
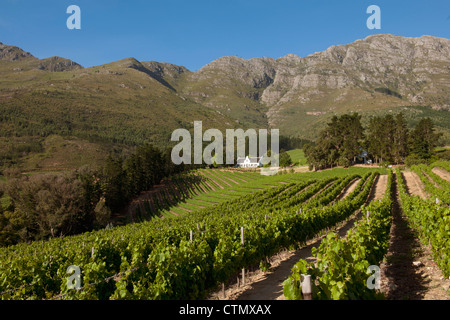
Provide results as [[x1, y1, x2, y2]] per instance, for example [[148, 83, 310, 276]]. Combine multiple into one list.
[[0, 162, 449, 300]]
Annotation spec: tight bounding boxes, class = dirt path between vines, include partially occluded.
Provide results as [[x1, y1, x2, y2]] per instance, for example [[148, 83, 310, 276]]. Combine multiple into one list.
[[216, 171, 242, 185], [335, 178, 360, 201], [209, 210, 363, 300], [208, 172, 449, 300], [432, 167, 450, 183], [209, 174, 387, 300], [195, 173, 218, 191], [367, 174, 387, 203], [380, 173, 450, 300], [401, 171, 427, 199], [205, 171, 233, 188]]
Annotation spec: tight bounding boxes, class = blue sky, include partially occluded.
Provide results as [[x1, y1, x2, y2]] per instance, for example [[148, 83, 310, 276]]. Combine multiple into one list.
[[1, 0, 449, 71]]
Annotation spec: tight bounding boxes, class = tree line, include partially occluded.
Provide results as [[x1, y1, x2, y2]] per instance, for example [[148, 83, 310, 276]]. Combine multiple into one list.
[[0, 134, 302, 247], [304, 113, 441, 170], [0, 145, 192, 247]]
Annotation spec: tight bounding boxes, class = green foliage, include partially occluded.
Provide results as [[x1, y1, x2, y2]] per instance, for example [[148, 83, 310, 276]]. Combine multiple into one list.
[[409, 118, 442, 160], [0, 169, 380, 300], [433, 147, 450, 161], [304, 113, 364, 170], [279, 151, 293, 168], [410, 164, 450, 205], [286, 149, 307, 166], [366, 113, 409, 164], [279, 136, 313, 151], [1, 173, 91, 242], [405, 153, 428, 167], [0, 138, 43, 167], [432, 160, 450, 173], [396, 167, 450, 277], [0, 143, 191, 246], [306, 112, 441, 168], [283, 170, 393, 300]]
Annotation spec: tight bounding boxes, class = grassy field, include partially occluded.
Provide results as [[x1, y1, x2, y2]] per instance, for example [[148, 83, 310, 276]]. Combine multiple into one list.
[[287, 149, 307, 166]]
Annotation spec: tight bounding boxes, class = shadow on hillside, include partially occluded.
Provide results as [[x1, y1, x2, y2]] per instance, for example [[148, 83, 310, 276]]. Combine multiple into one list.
[[112, 174, 210, 224]]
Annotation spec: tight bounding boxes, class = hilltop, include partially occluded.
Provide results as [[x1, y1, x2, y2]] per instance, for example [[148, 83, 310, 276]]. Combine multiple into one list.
[[0, 34, 449, 171]]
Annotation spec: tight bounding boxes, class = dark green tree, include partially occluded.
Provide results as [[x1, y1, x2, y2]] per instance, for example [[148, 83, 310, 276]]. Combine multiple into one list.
[[279, 152, 293, 168], [393, 112, 409, 164], [366, 114, 397, 164], [102, 155, 127, 213], [409, 118, 441, 159], [304, 113, 364, 170], [3, 173, 87, 241], [76, 165, 103, 229]]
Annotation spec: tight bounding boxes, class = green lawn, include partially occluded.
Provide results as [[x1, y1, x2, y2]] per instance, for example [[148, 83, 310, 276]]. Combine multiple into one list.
[[286, 149, 307, 166]]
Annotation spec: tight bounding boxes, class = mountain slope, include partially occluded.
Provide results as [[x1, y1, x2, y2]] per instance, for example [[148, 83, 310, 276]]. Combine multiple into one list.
[[0, 34, 449, 171], [176, 34, 449, 141]]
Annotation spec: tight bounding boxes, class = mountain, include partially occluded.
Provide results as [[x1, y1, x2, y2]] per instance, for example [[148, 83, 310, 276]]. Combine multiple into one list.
[[178, 34, 449, 140], [0, 34, 449, 171], [0, 42, 34, 61], [0, 42, 82, 72]]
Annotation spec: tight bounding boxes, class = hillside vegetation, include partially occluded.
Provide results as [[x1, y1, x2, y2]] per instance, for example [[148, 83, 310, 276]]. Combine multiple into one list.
[[0, 35, 449, 172]]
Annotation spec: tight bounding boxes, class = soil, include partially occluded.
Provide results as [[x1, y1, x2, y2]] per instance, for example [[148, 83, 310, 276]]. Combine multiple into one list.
[[401, 171, 427, 199], [228, 173, 250, 183], [307, 181, 336, 202], [216, 172, 242, 185], [380, 173, 450, 300], [209, 172, 450, 300], [293, 166, 310, 173], [366, 174, 388, 203], [432, 167, 450, 183], [335, 178, 360, 201], [208, 209, 363, 300], [197, 171, 223, 190], [207, 171, 233, 187], [422, 170, 440, 188], [208, 174, 389, 300], [196, 175, 218, 191]]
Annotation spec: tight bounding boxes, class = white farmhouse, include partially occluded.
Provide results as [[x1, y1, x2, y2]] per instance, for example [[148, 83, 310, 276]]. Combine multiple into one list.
[[236, 156, 264, 168]]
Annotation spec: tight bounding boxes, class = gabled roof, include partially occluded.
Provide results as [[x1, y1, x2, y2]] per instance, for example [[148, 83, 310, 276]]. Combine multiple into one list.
[[236, 156, 263, 164]]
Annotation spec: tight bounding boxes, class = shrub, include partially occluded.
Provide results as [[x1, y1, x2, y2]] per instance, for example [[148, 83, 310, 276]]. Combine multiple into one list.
[[404, 154, 427, 167]]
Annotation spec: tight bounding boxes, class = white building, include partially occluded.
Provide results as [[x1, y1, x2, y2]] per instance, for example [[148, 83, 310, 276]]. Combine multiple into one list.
[[358, 149, 372, 164], [236, 156, 264, 168]]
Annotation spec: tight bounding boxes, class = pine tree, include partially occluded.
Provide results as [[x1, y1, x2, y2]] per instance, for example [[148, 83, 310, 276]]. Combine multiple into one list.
[[393, 112, 409, 164], [409, 118, 441, 159], [102, 155, 126, 213], [304, 113, 363, 169]]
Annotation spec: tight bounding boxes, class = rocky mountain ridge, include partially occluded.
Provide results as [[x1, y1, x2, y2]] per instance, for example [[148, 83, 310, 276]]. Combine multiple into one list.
[[0, 42, 83, 72], [0, 34, 449, 145]]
